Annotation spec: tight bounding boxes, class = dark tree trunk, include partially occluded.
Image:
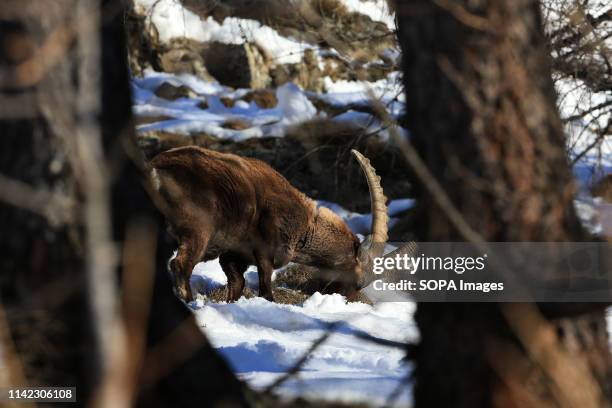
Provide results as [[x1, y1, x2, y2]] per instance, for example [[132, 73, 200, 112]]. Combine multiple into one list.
[[395, 0, 611, 407], [0, 1, 247, 406]]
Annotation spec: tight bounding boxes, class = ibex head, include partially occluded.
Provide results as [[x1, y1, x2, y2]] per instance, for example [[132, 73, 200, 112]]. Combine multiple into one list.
[[296, 150, 389, 293]]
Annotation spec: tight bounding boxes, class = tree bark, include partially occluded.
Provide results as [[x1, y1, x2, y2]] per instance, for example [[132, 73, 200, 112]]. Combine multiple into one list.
[[395, 0, 611, 406], [0, 1, 247, 406]]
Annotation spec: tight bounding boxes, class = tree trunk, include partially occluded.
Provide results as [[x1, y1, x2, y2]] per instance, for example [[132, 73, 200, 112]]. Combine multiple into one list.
[[0, 1, 247, 406], [395, 0, 611, 406]]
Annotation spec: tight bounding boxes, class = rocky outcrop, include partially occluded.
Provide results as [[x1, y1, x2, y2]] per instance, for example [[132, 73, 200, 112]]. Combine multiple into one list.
[[154, 82, 198, 100], [157, 39, 215, 81], [201, 42, 269, 89], [128, 0, 398, 91], [592, 174, 612, 202], [181, 0, 395, 60], [242, 89, 278, 108], [125, 5, 159, 76]]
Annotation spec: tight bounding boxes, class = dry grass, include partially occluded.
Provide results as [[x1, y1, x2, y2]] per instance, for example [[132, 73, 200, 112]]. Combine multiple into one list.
[[311, 0, 349, 19], [221, 118, 251, 130], [275, 264, 323, 294], [201, 264, 317, 305], [198, 263, 372, 305], [154, 82, 196, 100], [205, 285, 309, 305], [219, 96, 235, 108], [133, 115, 175, 126]]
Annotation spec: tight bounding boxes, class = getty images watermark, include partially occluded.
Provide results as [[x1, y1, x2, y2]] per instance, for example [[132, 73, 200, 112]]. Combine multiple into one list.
[[366, 242, 612, 302], [372, 252, 500, 293]]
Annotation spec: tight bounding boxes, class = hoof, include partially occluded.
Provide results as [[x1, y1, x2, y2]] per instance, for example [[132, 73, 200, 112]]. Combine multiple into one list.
[[176, 283, 193, 303], [261, 292, 275, 302]]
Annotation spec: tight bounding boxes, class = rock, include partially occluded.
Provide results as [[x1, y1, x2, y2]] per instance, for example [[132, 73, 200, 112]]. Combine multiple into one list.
[[219, 96, 235, 108], [592, 174, 612, 202], [307, 93, 383, 120], [270, 52, 324, 92], [242, 89, 278, 108], [134, 115, 174, 126], [156, 39, 271, 89], [221, 118, 251, 130], [197, 99, 209, 110], [276, 82, 317, 124], [157, 39, 215, 81], [201, 41, 270, 89], [244, 43, 270, 89], [130, 0, 398, 90], [125, 5, 159, 76], [137, 131, 195, 159], [154, 82, 198, 100]]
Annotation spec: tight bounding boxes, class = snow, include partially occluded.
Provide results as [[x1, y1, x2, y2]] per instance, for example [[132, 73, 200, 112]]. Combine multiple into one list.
[[192, 293, 416, 406], [134, 0, 312, 64], [185, 193, 610, 405], [132, 70, 321, 140], [556, 77, 612, 181], [574, 198, 612, 237], [322, 71, 404, 109], [134, 0, 211, 43], [131, 65, 403, 140], [131, 0, 404, 141], [318, 198, 413, 237], [554, 77, 611, 235], [275, 82, 318, 126], [342, 0, 396, 30]]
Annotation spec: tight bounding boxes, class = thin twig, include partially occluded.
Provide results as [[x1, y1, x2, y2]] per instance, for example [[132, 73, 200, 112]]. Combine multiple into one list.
[[571, 119, 611, 165], [265, 319, 410, 393], [0, 173, 75, 226], [265, 321, 340, 392]]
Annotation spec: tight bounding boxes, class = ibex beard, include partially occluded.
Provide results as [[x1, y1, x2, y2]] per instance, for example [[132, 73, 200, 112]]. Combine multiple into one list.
[[149, 146, 389, 303]]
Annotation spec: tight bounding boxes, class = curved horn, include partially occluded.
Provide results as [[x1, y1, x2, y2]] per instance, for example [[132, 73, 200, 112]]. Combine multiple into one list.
[[351, 149, 388, 243]]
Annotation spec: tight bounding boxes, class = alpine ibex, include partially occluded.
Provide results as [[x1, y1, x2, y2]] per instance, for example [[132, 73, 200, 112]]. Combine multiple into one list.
[[150, 146, 389, 302]]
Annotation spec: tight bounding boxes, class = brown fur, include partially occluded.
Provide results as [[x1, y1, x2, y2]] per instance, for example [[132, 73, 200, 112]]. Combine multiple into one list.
[[150, 146, 363, 302]]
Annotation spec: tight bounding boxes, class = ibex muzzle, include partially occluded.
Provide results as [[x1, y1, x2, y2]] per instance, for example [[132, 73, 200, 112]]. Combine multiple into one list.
[[150, 147, 388, 302]]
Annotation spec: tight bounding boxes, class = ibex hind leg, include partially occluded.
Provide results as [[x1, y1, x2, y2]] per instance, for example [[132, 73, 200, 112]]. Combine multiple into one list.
[[255, 253, 275, 302], [171, 232, 210, 302], [219, 253, 249, 302]]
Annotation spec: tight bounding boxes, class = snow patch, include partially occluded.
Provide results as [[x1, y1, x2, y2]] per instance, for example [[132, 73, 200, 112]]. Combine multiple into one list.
[[193, 295, 416, 406], [276, 82, 318, 125], [134, 0, 313, 64], [342, 0, 396, 30]]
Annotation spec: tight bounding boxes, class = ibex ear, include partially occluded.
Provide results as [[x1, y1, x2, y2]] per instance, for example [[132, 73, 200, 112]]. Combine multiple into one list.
[[357, 235, 372, 264]]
